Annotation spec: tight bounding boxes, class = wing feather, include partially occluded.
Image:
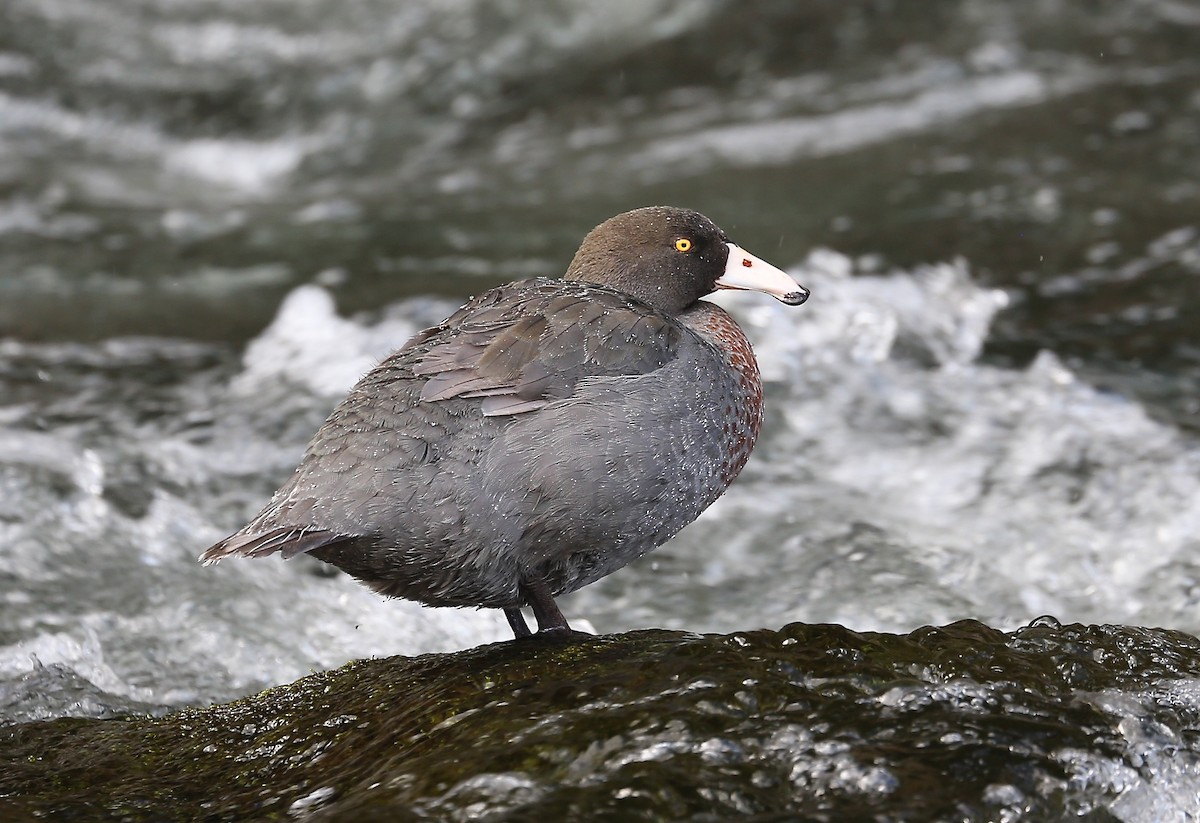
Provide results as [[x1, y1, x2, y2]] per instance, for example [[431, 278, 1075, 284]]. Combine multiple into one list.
[[406, 280, 683, 417]]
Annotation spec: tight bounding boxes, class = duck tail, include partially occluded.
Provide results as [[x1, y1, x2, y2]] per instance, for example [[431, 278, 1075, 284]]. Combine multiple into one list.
[[199, 526, 349, 565]]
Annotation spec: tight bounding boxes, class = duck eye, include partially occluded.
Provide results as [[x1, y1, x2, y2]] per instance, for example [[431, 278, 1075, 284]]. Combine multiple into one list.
[[674, 238, 693, 253]]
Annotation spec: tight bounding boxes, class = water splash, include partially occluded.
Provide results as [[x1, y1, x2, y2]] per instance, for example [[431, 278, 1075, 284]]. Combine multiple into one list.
[[574, 251, 1200, 636], [4, 249, 1199, 720]]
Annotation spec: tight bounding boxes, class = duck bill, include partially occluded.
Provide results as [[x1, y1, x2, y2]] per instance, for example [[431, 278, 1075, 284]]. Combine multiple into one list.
[[716, 243, 809, 305]]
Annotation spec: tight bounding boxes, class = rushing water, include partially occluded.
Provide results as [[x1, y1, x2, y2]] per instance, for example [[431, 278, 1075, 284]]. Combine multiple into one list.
[[2, 0, 1199, 744]]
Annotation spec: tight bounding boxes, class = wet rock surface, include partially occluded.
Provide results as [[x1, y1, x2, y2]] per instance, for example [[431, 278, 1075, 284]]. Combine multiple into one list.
[[5, 618, 1200, 821]]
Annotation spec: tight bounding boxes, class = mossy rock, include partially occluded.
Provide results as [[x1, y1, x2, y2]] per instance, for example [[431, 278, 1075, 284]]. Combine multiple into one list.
[[4, 619, 1200, 821]]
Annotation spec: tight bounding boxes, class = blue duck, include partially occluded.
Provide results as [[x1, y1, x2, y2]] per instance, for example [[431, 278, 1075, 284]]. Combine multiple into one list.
[[201, 207, 809, 638]]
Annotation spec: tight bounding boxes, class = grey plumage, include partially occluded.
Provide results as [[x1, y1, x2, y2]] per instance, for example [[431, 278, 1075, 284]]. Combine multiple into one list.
[[201, 207, 807, 636]]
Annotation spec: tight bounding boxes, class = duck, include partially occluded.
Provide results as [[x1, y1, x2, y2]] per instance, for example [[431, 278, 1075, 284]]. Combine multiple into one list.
[[201, 206, 809, 638]]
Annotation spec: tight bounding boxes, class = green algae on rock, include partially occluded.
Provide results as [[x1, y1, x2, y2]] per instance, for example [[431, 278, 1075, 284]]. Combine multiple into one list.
[[4, 619, 1200, 821]]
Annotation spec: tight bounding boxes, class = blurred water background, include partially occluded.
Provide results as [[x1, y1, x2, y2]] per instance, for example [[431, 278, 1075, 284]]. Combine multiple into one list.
[[1, 0, 1199, 721]]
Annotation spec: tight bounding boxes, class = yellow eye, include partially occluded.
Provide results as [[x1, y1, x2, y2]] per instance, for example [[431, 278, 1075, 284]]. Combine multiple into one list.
[[674, 238, 693, 252]]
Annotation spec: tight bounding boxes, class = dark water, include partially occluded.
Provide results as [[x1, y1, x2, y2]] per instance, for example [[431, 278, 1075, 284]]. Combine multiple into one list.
[[2, 0, 1199, 781], [4, 1, 1198, 370]]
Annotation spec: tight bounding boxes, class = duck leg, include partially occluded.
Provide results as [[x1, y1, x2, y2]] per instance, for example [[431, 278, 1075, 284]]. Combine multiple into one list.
[[522, 577, 572, 633], [504, 607, 532, 639]]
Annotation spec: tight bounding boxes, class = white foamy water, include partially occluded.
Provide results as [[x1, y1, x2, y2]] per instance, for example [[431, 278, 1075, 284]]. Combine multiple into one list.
[[1062, 679, 1200, 820], [571, 251, 1200, 635], [2, 252, 1199, 722]]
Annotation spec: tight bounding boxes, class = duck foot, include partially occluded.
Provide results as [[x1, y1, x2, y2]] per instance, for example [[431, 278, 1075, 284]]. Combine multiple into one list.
[[504, 607, 532, 639], [522, 577, 572, 634]]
